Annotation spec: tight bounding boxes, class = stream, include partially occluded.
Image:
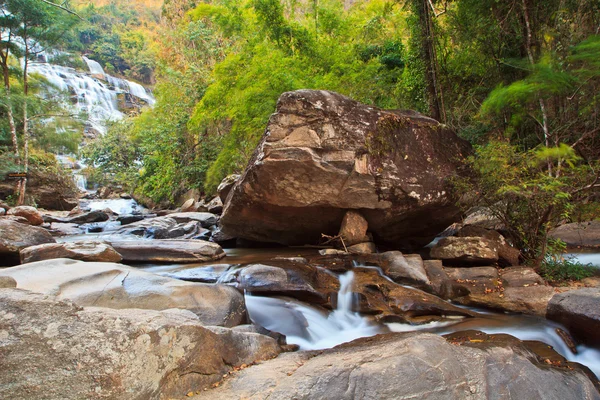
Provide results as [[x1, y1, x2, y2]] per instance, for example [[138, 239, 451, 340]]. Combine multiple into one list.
[[56, 197, 600, 379]]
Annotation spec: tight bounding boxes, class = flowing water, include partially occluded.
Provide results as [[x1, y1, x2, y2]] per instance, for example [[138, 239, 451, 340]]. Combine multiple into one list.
[[246, 271, 381, 350], [244, 265, 600, 378]]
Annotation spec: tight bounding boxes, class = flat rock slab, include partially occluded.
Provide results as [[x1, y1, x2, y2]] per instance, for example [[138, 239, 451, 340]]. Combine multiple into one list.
[[0, 219, 55, 266], [0, 288, 279, 400], [43, 210, 109, 224], [192, 332, 600, 399], [109, 239, 225, 263], [547, 288, 600, 346], [550, 221, 600, 248], [20, 241, 123, 264], [0, 258, 245, 326]]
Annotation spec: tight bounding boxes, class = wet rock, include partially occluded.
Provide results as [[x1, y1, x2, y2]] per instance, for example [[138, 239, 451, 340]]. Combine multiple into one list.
[[109, 239, 225, 263], [347, 241, 377, 254], [193, 331, 600, 399], [0, 258, 245, 326], [207, 196, 224, 214], [220, 90, 470, 249], [0, 207, 5, 215], [6, 205, 43, 226], [43, 210, 110, 225], [0, 276, 16, 288], [237, 261, 339, 305], [168, 212, 219, 228], [338, 210, 369, 246], [117, 214, 145, 225], [351, 268, 476, 323], [550, 221, 600, 249], [379, 251, 430, 288], [114, 215, 212, 239], [20, 241, 123, 264], [161, 264, 232, 283], [0, 219, 56, 266], [0, 289, 279, 400], [217, 174, 240, 203], [547, 288, 600, 346], [430, 236, 499, 265], [423, 259, 466, 299], [446, 266, 554, 315]]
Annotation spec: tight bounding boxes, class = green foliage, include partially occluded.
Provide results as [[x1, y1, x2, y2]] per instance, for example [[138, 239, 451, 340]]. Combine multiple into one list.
[[81, 120, 140, 191], [541, 239, 595, 282], [457, 140, 597, 263]]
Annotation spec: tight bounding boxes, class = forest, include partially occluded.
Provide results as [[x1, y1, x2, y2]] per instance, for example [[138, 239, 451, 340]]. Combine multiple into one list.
[[1, 0, 599, 269]]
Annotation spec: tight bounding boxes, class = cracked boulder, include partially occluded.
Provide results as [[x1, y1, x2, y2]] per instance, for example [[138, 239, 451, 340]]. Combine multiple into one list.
[[0, 258, 245, 326], [192, 331, 600, 399], [0, 288, 280, 400], [220, 90, 471, 249]]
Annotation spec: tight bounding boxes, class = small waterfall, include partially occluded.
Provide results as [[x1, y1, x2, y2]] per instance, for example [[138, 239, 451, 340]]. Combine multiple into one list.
[[74, 174, 87, 191], [245, 270, 381, 350], [82, 56, 105, 78]]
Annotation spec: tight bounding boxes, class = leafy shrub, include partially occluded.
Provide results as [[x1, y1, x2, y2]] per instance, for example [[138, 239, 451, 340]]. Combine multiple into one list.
[[540, 256, 595, 283]]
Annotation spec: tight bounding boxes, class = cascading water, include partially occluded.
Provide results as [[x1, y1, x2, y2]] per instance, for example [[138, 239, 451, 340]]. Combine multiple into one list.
[[244, 263, 600, 378], [29, 54, 155, 190], [246, 270, 382, 350]]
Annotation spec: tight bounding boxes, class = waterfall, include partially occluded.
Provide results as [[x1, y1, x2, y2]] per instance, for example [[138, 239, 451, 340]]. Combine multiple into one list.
[[245, 270, 381, 350], [29, 55, 155, 135]]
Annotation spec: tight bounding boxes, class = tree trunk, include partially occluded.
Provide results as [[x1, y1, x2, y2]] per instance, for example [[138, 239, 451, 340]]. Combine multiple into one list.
[[1, 39, 22, 198], [17, 33, 30, 206], [521, 0, 552, 174], [415, 0, 444, 122]]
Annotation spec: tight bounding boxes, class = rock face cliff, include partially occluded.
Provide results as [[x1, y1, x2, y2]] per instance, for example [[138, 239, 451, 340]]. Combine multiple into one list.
[[220, 90, 471, 249]]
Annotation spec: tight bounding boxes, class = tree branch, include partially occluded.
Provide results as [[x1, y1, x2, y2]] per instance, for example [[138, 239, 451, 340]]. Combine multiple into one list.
[[40, 0, 84, 20]]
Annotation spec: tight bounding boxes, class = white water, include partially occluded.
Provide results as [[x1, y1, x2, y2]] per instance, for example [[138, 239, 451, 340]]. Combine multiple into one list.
[[84, 198, 141, 215], [29, 56, 155, 135], [246, 271, 381, 350]]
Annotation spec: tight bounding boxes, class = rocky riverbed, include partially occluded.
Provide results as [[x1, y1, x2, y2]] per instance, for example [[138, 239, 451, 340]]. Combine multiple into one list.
[[1, 90, 600, 399]]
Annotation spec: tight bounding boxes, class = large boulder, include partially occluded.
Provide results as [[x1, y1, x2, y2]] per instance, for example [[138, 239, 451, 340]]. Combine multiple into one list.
[[108, 239, 225, 263], [6, 205, 43, 225], [193, 331, 600, 399], [430, 236, 499, 266], [220, 90, 470, 249], [19, 241, 123, 263], [547, 288, 600, 346], [0, 258, 245, 326], [550, 221, 600, 249], [0, 289, 280, 400], [0, 219, 55, 265]]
